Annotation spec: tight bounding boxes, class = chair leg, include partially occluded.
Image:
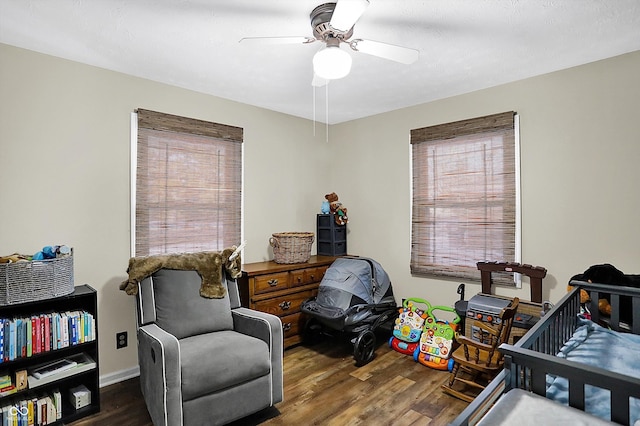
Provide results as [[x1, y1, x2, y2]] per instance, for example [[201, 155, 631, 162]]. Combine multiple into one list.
[[442, 361, 474, 403], [442, 362, 489, 403], [448, 362, 460, 387]]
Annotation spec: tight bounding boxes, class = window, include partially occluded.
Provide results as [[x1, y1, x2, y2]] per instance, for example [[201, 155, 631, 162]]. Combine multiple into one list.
[[132, 109, 242, 256], [410, 112, 519, 284]]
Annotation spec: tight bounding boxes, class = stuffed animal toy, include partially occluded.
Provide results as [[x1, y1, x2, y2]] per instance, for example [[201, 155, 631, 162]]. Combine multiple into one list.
[[0, 253, 30, 263], [566, 278, 591, 305], [119, 245, 243, 299], [568, 263, 640, 323], [325, 192, 348, 226]]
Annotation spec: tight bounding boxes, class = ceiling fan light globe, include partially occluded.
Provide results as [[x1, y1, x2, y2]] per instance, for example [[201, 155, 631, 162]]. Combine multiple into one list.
[[313, 46, 352, 80]]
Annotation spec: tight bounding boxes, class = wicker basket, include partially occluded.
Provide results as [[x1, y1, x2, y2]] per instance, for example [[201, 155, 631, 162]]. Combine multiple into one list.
[[269, 232, 314, 264], [0, 254, 74, 305]]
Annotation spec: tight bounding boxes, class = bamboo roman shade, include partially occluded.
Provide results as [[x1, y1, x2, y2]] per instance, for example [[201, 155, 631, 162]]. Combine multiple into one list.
[[410, 112, 517, 283], [135, 109, 242, 256]]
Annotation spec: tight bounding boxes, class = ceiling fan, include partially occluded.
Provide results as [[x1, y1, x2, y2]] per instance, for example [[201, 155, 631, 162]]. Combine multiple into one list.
[[239, 0, 419, 86]]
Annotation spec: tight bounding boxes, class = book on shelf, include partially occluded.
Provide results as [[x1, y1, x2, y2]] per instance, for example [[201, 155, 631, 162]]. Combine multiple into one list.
[[26, 318, 32, 358], [8, 320, 15, 362], [54, 388, 62, 419], [0, 384, 16, 397], [0, 310, 95, 364], [0, 319, 4, 363], [34, 315, 41, 355], [9, 391, 64, 423], [28, 397, 36, 425], [2, 321, 8, 363], [0, 374, 11, 389], [44, 314, 51, 353]]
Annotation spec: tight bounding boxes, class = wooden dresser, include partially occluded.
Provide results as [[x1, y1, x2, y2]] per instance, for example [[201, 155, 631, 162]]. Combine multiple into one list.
[[238, 255, 338, 348]]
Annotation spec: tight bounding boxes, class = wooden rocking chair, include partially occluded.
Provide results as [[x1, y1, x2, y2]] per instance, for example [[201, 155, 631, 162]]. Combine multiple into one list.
[[441, 297, 519, 403]]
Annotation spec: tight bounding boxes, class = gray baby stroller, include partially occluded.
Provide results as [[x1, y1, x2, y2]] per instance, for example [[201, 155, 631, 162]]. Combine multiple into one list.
[[300, 257, 397, 366]]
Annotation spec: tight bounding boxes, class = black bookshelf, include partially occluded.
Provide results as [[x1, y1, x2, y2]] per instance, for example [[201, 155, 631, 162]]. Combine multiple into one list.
[[0, 285, 99, 424]]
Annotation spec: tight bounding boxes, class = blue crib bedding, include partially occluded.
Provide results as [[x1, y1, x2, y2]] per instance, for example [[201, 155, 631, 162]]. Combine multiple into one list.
[[545, 317, 640, 423]]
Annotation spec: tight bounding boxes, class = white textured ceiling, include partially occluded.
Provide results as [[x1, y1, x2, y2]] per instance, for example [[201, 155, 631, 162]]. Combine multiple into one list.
[[1, 0, 640, 124]]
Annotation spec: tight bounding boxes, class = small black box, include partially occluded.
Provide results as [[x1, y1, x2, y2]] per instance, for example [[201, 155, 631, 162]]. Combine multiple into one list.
[[316, 214, 347, 256]]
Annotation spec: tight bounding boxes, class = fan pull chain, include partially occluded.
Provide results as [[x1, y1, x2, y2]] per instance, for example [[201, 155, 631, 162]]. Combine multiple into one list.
[[325, 83, 329, 143], [312, 84, 316, 136]]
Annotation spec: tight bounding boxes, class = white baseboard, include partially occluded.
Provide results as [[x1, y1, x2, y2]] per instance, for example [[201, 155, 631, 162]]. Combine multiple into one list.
[[100, 365, 140, 388]]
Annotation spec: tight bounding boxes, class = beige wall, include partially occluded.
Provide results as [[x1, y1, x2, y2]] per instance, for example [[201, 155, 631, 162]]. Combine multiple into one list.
[[2, 42, 639, 381], [0, 43, 329, 381], [332, 50, 640, 308]]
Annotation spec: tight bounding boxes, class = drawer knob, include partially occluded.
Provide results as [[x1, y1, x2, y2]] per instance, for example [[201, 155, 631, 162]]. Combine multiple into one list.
[[309, 274, 315, 280], [296, 276, 302, 283], [283, 323, 292, 331], [279, 301, 291, 310], [268, 279, 279, 286]]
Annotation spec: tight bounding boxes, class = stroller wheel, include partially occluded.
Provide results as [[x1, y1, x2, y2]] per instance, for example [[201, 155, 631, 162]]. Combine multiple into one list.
[[353, 329, 376, 366], [302, 318, 323, 346]]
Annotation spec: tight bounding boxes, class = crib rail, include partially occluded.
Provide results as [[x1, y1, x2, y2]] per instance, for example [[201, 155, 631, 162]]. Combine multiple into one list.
[[448, 369, 508, 426], [500, 342, 640, 424], [571, 280, 640, 334], [515, 286, 581, 354], [500, 282, 640, 425]]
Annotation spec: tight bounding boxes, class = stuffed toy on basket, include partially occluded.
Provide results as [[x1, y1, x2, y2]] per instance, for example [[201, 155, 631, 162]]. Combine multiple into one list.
[[389, 298, 430, 356], [413, 305, 460, 371]]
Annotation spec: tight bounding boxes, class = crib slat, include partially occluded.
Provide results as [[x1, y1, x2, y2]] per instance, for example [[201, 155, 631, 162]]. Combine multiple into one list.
[[530, 368, 546, 394], [610, 294, 621, 331], [568, 380, 584, 411], [610, 388, 630, 425], [634, 297, 640, 335]]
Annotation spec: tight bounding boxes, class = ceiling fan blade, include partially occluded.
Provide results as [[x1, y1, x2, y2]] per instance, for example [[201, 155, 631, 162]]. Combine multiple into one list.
[[330, 0, 370, 32], [350, 39, 419, 64], [312, 74, 329, 87], [239, 36, 316, 45]]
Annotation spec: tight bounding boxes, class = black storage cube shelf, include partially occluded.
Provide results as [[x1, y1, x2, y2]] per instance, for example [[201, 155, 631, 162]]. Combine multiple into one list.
[[317, 214, 347, 256]]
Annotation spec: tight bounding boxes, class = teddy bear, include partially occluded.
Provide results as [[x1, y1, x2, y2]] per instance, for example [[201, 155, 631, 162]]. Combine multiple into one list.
[[325, 192, 348, 226]]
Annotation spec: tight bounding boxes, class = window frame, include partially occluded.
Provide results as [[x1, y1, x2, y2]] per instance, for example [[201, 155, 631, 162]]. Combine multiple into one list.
[[130, 109, 243, 257], [410, 112, 521, 285]]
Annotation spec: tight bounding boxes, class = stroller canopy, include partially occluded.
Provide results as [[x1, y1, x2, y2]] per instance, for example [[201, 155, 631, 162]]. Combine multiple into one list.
[[316, 257, 392, 311]]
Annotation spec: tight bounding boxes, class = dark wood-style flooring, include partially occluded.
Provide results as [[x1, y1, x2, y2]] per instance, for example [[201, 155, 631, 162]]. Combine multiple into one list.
[[70, 336, 468, 425]]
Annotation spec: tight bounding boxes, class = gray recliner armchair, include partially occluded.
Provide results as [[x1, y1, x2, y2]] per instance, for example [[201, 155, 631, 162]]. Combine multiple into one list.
[[135, 268, 283, 425]]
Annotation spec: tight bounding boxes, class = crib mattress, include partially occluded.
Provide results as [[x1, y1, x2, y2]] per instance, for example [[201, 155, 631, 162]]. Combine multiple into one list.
[[477, 389, 613, 425]]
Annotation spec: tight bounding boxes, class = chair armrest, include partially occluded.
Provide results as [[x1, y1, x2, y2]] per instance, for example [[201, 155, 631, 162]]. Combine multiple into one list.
[[232, 308, 284, 404], [138, 324, 183, 426], [232, 307, 283, 348]]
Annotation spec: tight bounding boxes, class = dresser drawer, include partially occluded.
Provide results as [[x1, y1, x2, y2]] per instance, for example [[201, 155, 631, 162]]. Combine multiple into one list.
[[253, 290, 314, 316], [280, 312, 306, 340], [290, 269, 306, 287], [253, 272, 289, 294], [290, 266, 329, 288], [304, 266, 328, 284]]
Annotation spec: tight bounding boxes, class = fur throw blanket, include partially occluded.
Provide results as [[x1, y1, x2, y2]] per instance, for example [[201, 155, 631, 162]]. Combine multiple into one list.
[[119, 247, 242, 299]]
